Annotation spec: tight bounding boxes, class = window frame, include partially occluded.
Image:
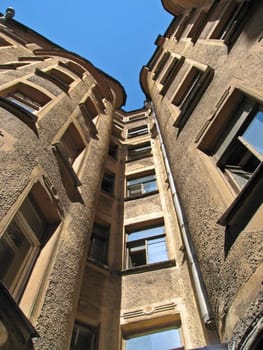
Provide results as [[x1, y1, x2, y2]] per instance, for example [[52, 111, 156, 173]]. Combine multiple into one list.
[[198, 87, 263, 243], [127, 125, 148, 139], [0, 180, 61, 301], [127, 142, 152, 161], [70, 321, 99, 350], [198, 0, 253, 48], [108, 142, 118, 159], [126, 173, 158, 199], [52, 122, 86, 186], [89, 223, 110, 266], [35, 67, 74, 92], [101, 171, 115, 195], [180, 7, 208, 43], [79, 94, 99, 138], [125, 221, 170, 270], [153, 52, 170, 81], [58, 60, 86, 78], [1, 82, 51, 114], [159, 55, 185, 96], [171, 64, 213, 129]]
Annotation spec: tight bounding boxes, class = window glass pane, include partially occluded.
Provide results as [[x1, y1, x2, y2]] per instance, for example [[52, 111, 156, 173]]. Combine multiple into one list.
[[128, 126, 148, 137], [89, 223, 109, 264], [89, 237, 107, 264], [101, 173, 115, 194], [6, 96, 37, 113], [0, 239, 15, 279], [127, 328, 181, 350], [148, 237, 168, 263], [71, 323, 97, 350], [128, 183, 143, 197], [128, 175, 155, 186], [129, 247, 147, 267], [144, 180, 157, 193], [0, 219, 32, 285], [128, 226, 164, 242], [243, 111, 263, 155], [19, 197, 46, 240]]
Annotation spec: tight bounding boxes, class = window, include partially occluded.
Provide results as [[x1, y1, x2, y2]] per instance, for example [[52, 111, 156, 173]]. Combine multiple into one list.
[[0, 183, 60, 301], [199, 0, 252, 47], [160, 56, 184, 96], [36, 67, 74, 92], [126, 224, 168, 268], [6, 91, 41, 113], [59, 60, 85, 78], [59, 124, 85, 167], [180, 8, 208, 42], [172, 65, 213, 128], [80, 95, 98, 120], [153, 52, 170, 81], [70, 322, 98, 350], [127, 142, 151, 161], [108, 143, 118, 159], [79, 95, 99, 138], [172, 67, 202, 107], [4, 83, 50, 114], [127, 125, 148, 138], [202, 97, 263, 192], [198, 89, 263, 249], [92, 86, 106, 113], [101, 172, 115, 195], [89, 223, 110, 265], [127, 174, 157, 198], [124, 325, 181, 350], [53, 123, 85, 186], [108, 142, 118, 159], [215, 103, 262, 190]]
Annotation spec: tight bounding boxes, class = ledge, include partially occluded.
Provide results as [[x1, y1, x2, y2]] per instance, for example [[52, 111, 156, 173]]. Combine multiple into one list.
[[86, 258, 111, 276], [124, 190, 159, 201], [122, 259, 176, 275]]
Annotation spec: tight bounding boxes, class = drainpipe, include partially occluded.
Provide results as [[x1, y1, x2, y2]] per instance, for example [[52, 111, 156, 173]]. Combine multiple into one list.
[[149, 101, 214, 328]]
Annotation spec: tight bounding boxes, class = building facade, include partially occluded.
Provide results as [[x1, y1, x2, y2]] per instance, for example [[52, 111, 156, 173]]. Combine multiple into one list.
[[0, 1, 262, 349]]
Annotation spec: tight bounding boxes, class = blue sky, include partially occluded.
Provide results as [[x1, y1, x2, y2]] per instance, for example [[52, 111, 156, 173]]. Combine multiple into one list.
[[1, 1, 173, 111]]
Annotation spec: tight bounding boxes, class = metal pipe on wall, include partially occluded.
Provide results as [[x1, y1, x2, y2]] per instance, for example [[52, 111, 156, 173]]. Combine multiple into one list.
[[149, 101, 214, 327]]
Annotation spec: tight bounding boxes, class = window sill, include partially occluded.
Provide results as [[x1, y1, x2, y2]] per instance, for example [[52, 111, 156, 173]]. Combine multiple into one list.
[[125, 154, 152, 163], [100, 190, 115, 199], [122, 259, 176, 275], [86, 258, 111, 276], [124, 190, 159, 201]]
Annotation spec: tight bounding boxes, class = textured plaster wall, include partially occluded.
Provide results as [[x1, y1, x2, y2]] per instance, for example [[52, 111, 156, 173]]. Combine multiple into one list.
[[121, 112, 209, 349], [148, 2, 263, 346], [0, 33, 122, 348]]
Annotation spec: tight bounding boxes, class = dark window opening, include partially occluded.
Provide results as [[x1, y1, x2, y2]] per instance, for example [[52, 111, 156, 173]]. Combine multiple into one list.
[[108, 143, 118, 159], [127, 142, 151, 161], [89, 223, 110, 265], [101, 172, 115, 195], [127, 125, 148, 138], [70, 322, 98, 350]]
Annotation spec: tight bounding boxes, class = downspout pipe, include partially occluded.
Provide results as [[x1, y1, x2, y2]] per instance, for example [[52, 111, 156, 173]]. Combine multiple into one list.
[[150, 101, 214, 328]]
